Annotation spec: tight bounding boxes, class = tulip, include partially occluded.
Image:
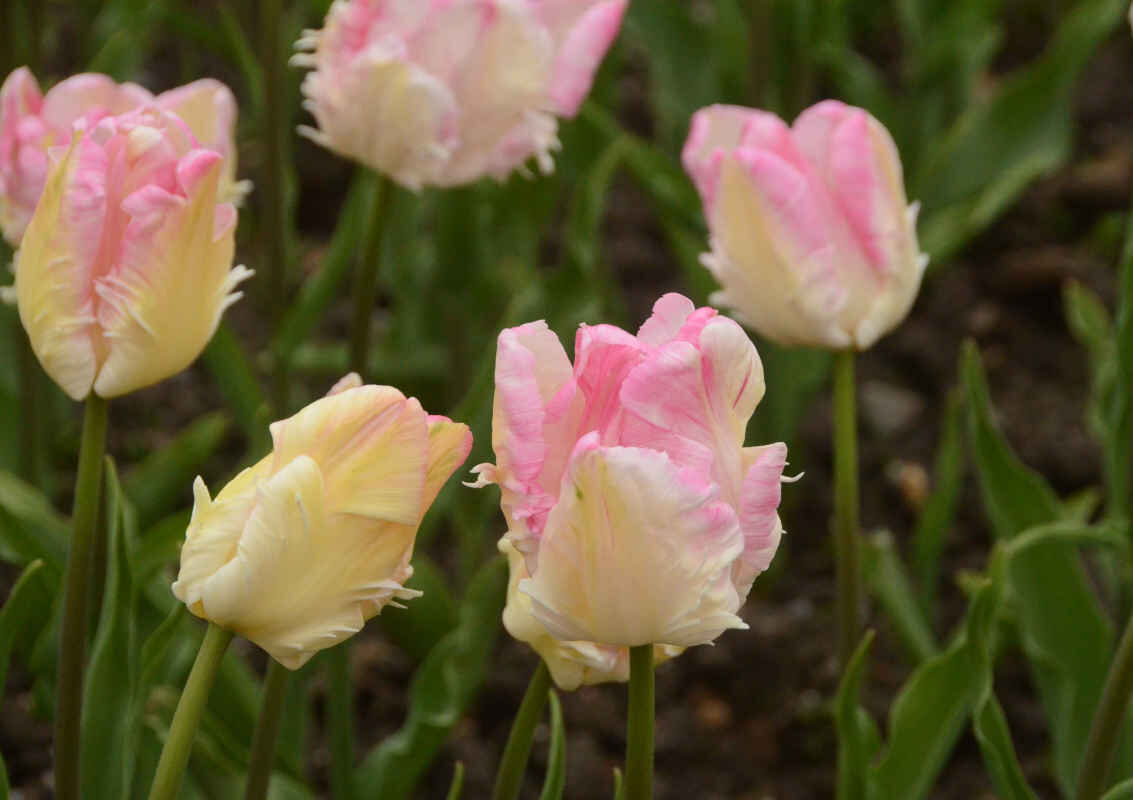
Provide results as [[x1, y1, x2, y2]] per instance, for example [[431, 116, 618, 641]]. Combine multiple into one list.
[[172, 378, 473, 669], [0, 68, 242, 247], [293, 0, 628, 188], [499, 538, 683, 690], [14, 108, 251, 400], [682, 100, 928, 350], [472, 293, 788, 653]]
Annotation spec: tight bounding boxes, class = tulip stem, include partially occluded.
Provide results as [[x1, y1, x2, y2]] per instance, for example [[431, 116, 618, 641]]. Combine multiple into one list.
[[349, 172, 392, 376], [53, 394, 109, 800], [260, 0, 290, 415], [1076, 612, 1133, 799], [328, 646, 355, 800], [148, 623, 234, 800], [491, 661, 552, 800], [833, 349, 862, 670], [624, 644, 654, 800], [244, 660, 291, 800]]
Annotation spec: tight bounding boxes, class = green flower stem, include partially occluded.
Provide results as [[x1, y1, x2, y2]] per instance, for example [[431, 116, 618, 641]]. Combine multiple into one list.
[[1077, 614, 1133, 800], [833, 349, 862, 669], [244, 660, 291, 800], [53, 394, 109, 800], [624, 644, 655, 800], [328, 646, 355, 800], [260, 0, 290, 415], [491, 661, 552, 800], [148, 623, 234, 800], [348, 172, 392, 376]]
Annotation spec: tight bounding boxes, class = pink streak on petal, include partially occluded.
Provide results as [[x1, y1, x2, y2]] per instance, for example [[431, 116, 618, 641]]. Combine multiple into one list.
[[545, 0, 627, 117]]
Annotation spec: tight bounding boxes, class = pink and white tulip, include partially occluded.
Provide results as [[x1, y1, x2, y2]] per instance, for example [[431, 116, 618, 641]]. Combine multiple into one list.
[[173, 375, 473, 669], [0, 68, 241, 246], [293, 0, 627, 189], [15, 108, 252, 400], [682, 101, 928, 350], [472, 293, 788, 669]]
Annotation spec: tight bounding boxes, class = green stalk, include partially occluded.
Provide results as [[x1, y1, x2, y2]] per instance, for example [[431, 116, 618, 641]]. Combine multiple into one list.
[[148, 624, 234, 800], [491, 661, 552, 800], [244, 660, 290, 800], [833, 349, 862, 669], [623, 645, 654, 800], [54, 394, 109, 800], [1077, 615, 1133, 800], [328, 647, 354, 799], [348, 173, 392, 375], [260, 0, 289, 415]]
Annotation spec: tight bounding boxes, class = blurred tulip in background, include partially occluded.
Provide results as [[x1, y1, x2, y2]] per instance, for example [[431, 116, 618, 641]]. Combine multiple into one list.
[[683, 100, 927, 351], [293, 0, 627, 187]]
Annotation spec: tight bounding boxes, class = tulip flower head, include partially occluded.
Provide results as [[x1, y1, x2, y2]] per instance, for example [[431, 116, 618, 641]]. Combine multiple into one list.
[[173, 376, 473, 669], [472, 294, 788, 675], [293, 0, 628, 189], [0, 68, 241, 247], [682, 101, 928, 350], [15, 108, 252, 400]]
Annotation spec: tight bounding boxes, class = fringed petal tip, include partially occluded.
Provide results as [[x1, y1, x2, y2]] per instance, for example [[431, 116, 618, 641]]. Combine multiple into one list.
[[464, 462, 498, 488]]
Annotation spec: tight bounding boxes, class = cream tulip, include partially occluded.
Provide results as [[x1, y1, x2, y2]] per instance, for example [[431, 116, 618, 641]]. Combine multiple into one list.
[[172, 379, 473, 669]]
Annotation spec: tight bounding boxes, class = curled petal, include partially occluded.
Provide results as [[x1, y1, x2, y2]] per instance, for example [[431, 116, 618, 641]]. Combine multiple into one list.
[[520, 434, 746, 647], [733, 443, 788, 594]]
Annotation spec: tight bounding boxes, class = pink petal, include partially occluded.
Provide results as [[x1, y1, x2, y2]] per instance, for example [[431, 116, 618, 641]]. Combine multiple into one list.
[[545, 0, 627, 117], [733, 442, 787, 593]]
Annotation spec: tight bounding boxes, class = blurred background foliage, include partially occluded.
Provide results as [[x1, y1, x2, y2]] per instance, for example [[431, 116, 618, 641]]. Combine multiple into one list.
[[0, 0, 1131, 797]]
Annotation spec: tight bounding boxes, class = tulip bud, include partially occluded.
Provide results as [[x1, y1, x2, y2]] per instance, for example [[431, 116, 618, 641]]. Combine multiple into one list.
[[473, 294, 788, 657], [15, 108, 252, 400], [0, 69, 242, 247], [293, 0, 627, 189], [173, 381, 473, 669], [682, 101, 928, 350]]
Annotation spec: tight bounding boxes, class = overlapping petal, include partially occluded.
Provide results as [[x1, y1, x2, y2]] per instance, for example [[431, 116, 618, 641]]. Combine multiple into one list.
[[478, 294, 789, 680], [683, 102, 927, 350], [15, 109, 249, 399], [295, 0, 625, 187], [174, 381, 473, 669]]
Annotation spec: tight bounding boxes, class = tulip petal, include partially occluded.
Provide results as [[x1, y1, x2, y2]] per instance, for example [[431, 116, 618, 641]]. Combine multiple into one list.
[[500, 536, 680, 690], [520, 434, 746, 647], [733, 442, 787, 593], [424, 415, 474, 507], [15, 135, 105, 400], [269, 385, 429, 525], [92, 148, 248, 397], [544, 0, 628, 117], [40, 73, 151, 130]]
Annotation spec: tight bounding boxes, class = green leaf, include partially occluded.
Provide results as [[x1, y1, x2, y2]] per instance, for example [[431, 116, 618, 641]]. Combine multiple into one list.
[[972, 695, 1038, 800], [0, 471, 68, 574], [1103, 778, 1133, 799], [835, 630, 879, 800], [377, 554, 458, 662], [539, 691, 567, 800], [271, 172, 375, 360], [1108, 195, 1133, 522], [963, 342, 1120, 792], [916, 0, 1128, 260], [962, 341, 1061, 537], [132, 511, 191, 587], [0, 560, 52, 694], [81, 458, 138, 800], [864, 532, 938, 663], [123, 412, 228, 528], [203, 324, 268, 447], [353, 557, 507, 798], [445, 762, 465, 800], [612, 768, 624, 800], [912, 388, 965, 617]]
